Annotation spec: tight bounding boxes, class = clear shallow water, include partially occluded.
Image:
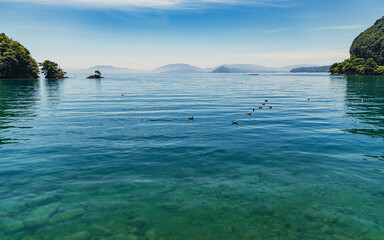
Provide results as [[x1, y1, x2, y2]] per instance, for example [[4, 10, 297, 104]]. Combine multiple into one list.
[[0, 73, 384, 240]]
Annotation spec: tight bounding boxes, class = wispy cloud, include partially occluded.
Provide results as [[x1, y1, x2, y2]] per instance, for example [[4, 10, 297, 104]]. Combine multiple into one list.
[[0, 0, 292, 10], [311, 25, 366, 30]]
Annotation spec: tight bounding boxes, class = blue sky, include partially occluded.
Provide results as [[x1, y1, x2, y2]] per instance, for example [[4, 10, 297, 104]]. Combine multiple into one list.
[[1, 0, 383, 70]]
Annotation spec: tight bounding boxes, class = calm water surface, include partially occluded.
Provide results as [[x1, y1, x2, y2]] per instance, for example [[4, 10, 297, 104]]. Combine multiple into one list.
[[0, 74, 384, 240]]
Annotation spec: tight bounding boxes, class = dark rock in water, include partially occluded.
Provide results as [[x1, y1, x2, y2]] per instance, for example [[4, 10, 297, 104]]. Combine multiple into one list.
[[87, 75, 104, 79]]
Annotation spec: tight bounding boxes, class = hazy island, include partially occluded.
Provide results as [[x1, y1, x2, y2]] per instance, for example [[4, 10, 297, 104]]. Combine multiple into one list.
[[330, 16, 384, 75], [291, 66, 330, 73]]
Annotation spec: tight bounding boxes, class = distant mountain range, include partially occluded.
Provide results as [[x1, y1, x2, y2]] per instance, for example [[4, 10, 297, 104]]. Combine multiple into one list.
[[152, 63, 203, 73], [66, 63, 324, 74]]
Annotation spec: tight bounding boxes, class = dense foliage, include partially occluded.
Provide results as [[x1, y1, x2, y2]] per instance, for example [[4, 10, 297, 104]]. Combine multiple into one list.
[[330, 57, 384, 75], [331, 17, 384, 75], [39, 60, 66, 79], [350, 17, 384, 66], [0, 33, 39, 79]]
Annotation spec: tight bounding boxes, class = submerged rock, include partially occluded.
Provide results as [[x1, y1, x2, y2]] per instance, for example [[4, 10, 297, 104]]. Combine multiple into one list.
[[126, 226, 138, 234], [49, 208, 85, 223], [130, 217, 149, 227], [145, 228, 156, 240], [109, 234, 137, 240], [62, 231, 91, 240], [89, 224, 113, 236], [23, 203, 60, 227], [1, 219, 24, 233]]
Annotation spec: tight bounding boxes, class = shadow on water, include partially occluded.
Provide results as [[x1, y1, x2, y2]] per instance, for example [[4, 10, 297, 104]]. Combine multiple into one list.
[[342, 75, 384, 138], [0, 79, 40, 145]]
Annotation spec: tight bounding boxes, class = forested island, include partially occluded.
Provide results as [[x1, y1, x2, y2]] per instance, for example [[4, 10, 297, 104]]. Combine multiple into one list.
[[0, 33, 67, 79], [330, 17, 384, 75], [87, 70, 104, 79], [291, 66, 330, 73]]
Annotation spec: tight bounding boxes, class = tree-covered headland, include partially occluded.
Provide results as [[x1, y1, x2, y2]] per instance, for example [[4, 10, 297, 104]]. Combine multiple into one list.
[[0, 33, 39, 79], [0, 33, 67, 79], [330, 17, 384, 75]]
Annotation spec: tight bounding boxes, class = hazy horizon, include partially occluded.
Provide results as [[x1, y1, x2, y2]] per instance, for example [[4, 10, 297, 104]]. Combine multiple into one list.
[[1, 0, 384, 70]]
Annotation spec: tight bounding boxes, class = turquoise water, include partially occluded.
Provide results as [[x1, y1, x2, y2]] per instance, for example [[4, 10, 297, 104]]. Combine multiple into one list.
[[0, 73, 384, 240]]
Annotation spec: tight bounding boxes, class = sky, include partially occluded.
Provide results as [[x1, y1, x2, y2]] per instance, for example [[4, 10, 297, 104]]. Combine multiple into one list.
[[0, 0, 384, 70]]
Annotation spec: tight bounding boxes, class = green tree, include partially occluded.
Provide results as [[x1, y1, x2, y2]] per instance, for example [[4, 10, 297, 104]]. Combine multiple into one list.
[[39, 60, 66, 79], [362, 58, 377, 75], [0, 33, 39, 79]]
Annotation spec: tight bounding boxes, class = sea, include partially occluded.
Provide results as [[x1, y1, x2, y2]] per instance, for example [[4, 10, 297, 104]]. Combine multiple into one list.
[[0, 73, 383, 240]]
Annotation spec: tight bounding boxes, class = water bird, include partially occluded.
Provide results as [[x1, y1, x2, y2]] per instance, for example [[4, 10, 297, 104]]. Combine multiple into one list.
[[121, 94, 125, 96], [269, 106, 272, 109], [368, 104, 373, 107], [188, 117, 194, 120], [308, 98, 310, 101], [232, 121, 238, 125], [253, 108, 255, 111], [362, 98, 364, 102], [265, 100, 268, 102], [247, 112, 252, 116], [259, 107, 263, 109], [262, 103, 266, 106]]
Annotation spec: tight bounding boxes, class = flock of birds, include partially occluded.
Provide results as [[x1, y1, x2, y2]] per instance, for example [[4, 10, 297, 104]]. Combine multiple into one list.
[[187, 98, 295, 125], [231, 99, 273, 125], [118, 93, 374, 124]]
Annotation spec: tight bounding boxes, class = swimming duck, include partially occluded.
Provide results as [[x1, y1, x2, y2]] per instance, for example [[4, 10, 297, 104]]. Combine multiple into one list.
[[259, 107, 263, 109], [253, 108, 255, 111], [188, 117, 194, 120], [265, 100, 269, 102], [262, 103, 266, 106], [232, 121, 238, 125], [247, 112, 252, 116], [269, 106, 272, 109], [121, 94, 125, 96]]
